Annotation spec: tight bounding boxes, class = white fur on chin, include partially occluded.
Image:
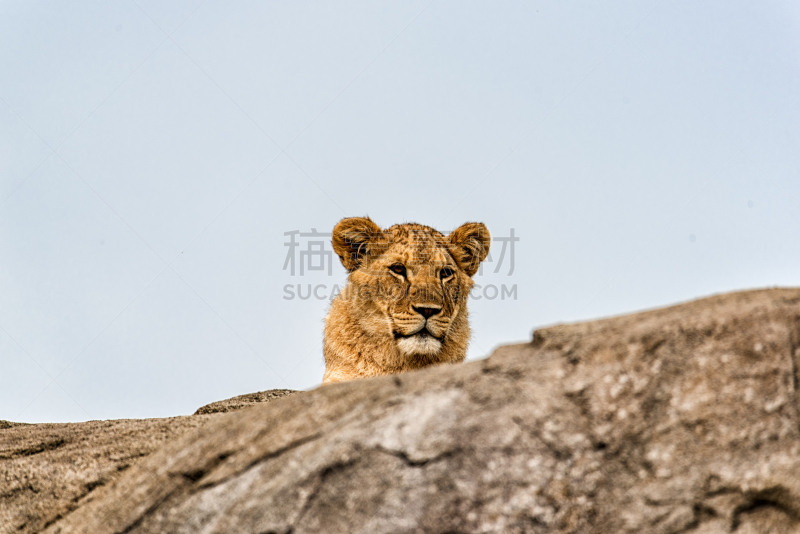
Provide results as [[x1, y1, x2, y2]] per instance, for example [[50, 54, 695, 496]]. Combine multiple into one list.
[[397, 335, 442, 356]]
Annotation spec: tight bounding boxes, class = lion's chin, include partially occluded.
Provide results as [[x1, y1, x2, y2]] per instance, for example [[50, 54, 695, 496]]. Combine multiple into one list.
[[396, 334, 443, 356]]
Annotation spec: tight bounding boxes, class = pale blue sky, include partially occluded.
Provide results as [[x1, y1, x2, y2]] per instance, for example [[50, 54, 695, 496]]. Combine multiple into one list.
[[2, 0, 799, 423]]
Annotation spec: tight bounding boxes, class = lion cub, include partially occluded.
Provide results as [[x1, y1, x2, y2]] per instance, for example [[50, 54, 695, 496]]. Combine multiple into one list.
[[322, 217, 490, 383]]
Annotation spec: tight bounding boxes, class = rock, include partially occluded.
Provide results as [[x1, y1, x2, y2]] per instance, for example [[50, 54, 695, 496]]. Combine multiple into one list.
[[0, 417, 210, 534], [0, 391, 299, 534], [18, 288, 800, 533], [193, 389, 298, 415], [0, 421, 27, 430]]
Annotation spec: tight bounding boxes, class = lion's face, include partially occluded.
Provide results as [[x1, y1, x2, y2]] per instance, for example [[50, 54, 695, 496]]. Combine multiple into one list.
[[331, 219, 490, 362], [350, 227, 463, 357]]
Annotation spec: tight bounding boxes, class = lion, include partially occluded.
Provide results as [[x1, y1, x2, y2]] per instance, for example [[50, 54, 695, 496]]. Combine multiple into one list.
[[322, 217, 490, 383]]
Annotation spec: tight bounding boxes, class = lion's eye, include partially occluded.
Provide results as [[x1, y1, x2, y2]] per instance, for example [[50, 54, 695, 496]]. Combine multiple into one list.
[[389, 264, 406, 276], [440, 267, 454, 279]]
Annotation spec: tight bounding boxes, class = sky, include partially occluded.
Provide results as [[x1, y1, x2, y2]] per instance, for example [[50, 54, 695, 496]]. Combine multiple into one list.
[[1, 0, 799, 423]]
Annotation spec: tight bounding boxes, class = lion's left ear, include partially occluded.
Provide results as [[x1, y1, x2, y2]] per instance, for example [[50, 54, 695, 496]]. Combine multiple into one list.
[[449, 222, 490, 277], [332, 216, 389, 272]]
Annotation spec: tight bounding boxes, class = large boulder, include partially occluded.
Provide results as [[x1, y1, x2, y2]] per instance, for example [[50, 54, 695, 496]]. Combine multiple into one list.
[[0, 416, 210, 534], [33, 288, 800, 532], [0, 391, 297, 534]]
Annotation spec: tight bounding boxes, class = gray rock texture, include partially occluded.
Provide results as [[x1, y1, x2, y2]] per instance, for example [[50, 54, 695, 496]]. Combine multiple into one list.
[[194, 389, 298, 415], [0, 392, 297, 534], [12, 288, 800, 533], [0, 416, 210, 534]]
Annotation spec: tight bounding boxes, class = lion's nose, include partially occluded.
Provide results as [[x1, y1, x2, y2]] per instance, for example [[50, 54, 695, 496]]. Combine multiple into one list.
[[413, 305, 441, 319]]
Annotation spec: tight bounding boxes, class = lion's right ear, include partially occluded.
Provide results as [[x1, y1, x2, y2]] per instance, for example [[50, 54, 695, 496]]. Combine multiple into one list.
[[449, 222, 491, 277], [332, 217, 388, 272]]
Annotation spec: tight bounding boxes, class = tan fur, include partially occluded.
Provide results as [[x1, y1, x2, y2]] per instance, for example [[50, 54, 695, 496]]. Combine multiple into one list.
[[322, 217, 490, 383]]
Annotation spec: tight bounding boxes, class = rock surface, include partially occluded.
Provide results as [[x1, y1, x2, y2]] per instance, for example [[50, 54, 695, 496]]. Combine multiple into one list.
[[9, 288, 800, 533], [193, 389, 298, 415], [0, 417, 211, 534], [0, 391, 298, 534]]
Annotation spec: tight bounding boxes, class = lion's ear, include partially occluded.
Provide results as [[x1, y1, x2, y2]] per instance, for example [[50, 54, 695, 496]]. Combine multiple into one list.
[[332, 217, 389, 272], [449, 222, 490, 277]]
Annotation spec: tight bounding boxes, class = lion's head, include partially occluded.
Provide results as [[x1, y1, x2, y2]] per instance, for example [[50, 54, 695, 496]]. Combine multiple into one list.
[[322, 217, 490, 383]]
